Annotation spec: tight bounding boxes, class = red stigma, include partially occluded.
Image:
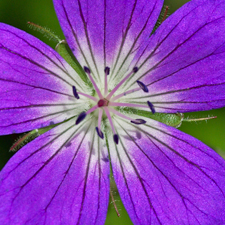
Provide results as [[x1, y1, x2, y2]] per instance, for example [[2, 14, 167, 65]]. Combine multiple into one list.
[[98, 99, 109, 107]]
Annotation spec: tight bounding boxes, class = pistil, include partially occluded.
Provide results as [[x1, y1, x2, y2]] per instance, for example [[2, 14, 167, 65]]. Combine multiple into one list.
[[98, 98, 109, 107]]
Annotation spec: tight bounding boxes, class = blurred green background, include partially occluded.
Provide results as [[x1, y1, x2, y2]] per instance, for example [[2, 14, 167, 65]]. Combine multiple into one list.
[[0, 0, 225, 224]]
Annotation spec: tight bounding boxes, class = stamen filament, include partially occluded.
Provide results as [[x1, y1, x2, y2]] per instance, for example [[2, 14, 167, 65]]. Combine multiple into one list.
[[108, 108, 134, 121], [98, 108, 103, 130], [84, 66, 103, 99], [77, 92, 98, 102], [106, 67, 138, 99], [105, 73, 108, 96], [104, 107, 116, 134], [109, 102, 149, 109], [111, 87, 140, 101], [109, 108, 146, 125], [86, 105, 99, 115]]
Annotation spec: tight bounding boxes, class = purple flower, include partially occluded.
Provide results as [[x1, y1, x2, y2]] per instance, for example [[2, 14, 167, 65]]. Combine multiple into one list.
[[1, 0, 225, 224]]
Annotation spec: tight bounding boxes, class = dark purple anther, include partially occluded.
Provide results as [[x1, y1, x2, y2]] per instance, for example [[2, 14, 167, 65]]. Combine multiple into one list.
[[83, 66, 91, 74], [131, 119, 146, 125], [72, 85, 80, 99], [136, 80, 149, 93], [75, 112, 86, 125], [113, 134, 119, 145], [104, 67, 110, 75], [96, 127, 104, 139], [133, 67, 139, 73], [147, 101, 155, 114]]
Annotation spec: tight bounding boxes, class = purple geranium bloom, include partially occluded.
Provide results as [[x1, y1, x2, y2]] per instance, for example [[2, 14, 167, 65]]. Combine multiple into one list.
[[1, 0, 225, 224]]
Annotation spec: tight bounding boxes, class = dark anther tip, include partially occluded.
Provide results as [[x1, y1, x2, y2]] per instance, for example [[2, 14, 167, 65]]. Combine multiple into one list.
[[72, 85, 80, 99], [96, 127, 104, 139], [136, 80, 149, 93], [104, 67, 110, 75], [75, 112, 86, 125], [83, 66, 91, 74], [113, 134, 119, 145], [133, 67, 139, 73], [147, 101, 156, 114], [131, 119, 146, 125]]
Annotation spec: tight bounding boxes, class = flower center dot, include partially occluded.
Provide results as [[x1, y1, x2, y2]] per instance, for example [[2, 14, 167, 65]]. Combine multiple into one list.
[[98, 99, 109, 107]]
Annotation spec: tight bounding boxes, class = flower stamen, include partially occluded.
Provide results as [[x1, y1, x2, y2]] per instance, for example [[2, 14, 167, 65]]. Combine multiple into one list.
[[77, 92, 98, 102], [106, 67, 139, 99], [75, 105, 98, 125], [104, 66, 110, 95], [104, 107, 119, 144], [96, 108, 104, 139], [111, 80, 148, 102], [86, 105, 99, 114], [72, 85, 79, 99], [95, 127, 104, 139], [84, 66, 103, 99], [75, 111, 86, 125], [98, 108, 103, 131], [109, 102, 149, 109], [111, 87, 140, 101], [113, 134, 119, 145], [108, 108, 146, 125], [75, 65, 153, 141], [131, 119, 146, 125], [136, 80, 149, 92], [147, 101, 155, 114]]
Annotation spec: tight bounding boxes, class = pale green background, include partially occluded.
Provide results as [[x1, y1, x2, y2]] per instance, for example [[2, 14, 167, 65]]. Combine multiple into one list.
[[0, 0, 225, 224]]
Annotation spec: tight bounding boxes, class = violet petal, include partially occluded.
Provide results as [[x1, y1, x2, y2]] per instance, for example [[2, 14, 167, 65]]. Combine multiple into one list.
[[125, 0, 225, 113], [53, 0, 163, 78], [0, 23, 86, 135], [0, 120, 110, 224], [109, 118, 225, 224]]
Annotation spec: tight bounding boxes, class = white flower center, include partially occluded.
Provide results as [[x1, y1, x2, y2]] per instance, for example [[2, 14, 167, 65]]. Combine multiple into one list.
[[73, 66, 155, 144]]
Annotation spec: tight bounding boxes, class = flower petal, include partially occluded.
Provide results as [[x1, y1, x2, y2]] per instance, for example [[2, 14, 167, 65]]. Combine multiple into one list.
[[0, 120, 110, 224], [0, 23, 87, 135], [123, 0, 225, 113], [53, 0, 163, 85], [108, 118, 225, 224]]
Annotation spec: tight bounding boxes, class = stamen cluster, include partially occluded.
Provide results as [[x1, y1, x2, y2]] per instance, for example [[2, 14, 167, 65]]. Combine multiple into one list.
[[73, 66, 155, 144]]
